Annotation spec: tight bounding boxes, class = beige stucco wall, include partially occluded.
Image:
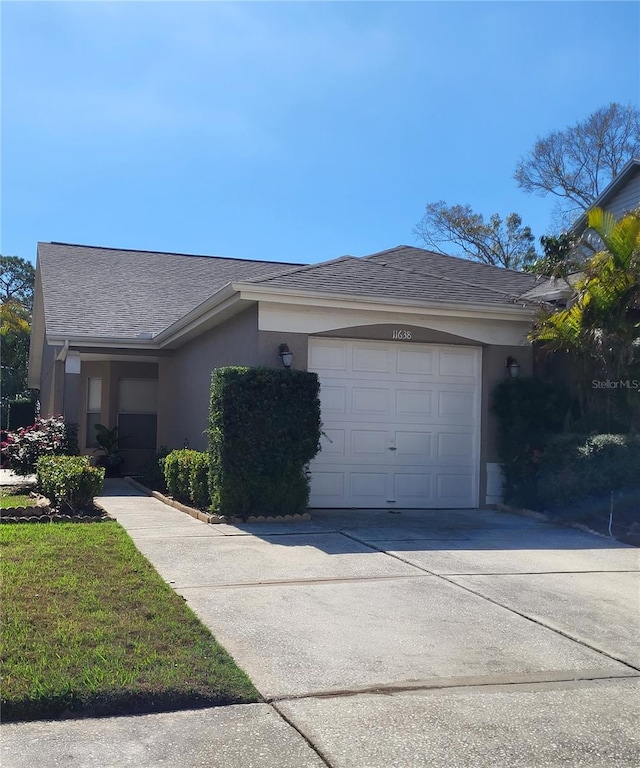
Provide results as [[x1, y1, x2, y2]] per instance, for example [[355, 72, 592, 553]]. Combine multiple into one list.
[[158, 306, 261, 451], [38, 341, 63, 418]]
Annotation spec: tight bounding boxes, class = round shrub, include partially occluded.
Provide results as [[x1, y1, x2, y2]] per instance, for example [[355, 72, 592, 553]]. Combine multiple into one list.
[[163, 449, 210, 508], [36, 455, 105, 513]]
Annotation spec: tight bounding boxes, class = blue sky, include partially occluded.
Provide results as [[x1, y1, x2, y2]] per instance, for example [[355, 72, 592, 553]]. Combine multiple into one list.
[[2, 1, 639, 266]]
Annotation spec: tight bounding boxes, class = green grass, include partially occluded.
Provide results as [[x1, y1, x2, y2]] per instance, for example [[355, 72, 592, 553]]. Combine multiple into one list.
[[1, 523, 259, 721], [0, 493, 34, 509]]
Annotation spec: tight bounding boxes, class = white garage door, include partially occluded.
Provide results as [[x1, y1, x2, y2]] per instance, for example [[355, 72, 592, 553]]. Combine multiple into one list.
[[308, 338, 481, 509]]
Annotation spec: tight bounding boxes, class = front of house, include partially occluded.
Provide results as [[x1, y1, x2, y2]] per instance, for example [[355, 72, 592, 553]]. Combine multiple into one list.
[[28, 242, 539, 509]]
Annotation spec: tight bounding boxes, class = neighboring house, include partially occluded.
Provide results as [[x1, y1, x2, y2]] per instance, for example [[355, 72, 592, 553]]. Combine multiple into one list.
[[521, 157, 640, 307], [29, 242, 541, 509], [570, 157, 640, 240]]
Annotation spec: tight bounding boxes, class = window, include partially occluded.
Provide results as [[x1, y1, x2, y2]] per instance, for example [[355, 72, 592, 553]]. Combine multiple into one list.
[[86, 378, 102, 447], [117, 379, 158, 450]]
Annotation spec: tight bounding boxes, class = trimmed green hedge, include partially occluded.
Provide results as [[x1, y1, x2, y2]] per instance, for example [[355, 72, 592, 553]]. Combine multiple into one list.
[[36, 455, 105, 512], [163, 450, 210, 508], [208, 367, 321, 518], [537, 433, 640, 511]]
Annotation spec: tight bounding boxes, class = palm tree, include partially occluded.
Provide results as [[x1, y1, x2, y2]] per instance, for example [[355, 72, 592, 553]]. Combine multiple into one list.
[[530, 208, 640, 431]]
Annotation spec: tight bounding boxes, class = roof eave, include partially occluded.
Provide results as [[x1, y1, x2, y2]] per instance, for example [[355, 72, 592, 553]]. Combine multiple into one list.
[[233, 283, 538, 320], [46, 335, 160, 349]]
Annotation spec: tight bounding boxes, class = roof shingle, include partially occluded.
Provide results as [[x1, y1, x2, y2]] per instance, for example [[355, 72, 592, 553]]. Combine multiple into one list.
[[37, 241, 539, 341], [38, 242, 300, 338]]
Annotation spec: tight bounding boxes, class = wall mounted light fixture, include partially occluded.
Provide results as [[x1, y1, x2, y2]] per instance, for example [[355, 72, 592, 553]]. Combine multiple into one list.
[[506, 356, 520, 378], [278, 343, 293, 368]]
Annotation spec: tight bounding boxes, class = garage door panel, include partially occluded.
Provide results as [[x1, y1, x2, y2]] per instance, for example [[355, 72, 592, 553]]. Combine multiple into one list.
[[397, 347, 435, 375], [320, 385, 347, 413], [395, 430, 432, 458], [439, 349, 479, 378], [320, 429, 345, 455], [437, 390, 476, 419], [351, 430, 389, 457], [309, 339, 480, 508], [350, 473, 388, 500], [352, 387, 389, 414], [311, 472, 345, 501], [437, 432, 475, 459], [308, 342, 347, 371], [395, 389, 433, 417], [394, 473, 432, 502], [352, 344, 392, 373]]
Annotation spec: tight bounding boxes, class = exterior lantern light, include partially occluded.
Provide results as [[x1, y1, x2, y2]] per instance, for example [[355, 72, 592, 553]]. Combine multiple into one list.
[[506, 356, 520, 378], [278, 343, 293, 368]]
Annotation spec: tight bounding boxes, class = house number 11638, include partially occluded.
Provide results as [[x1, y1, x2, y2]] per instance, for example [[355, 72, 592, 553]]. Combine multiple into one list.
[[392, 329, 412, 340]]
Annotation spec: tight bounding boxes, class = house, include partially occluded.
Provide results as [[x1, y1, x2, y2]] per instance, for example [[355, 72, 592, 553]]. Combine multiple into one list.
[[28, 242, 541, 509], [570, 157, 640, 240], [519, 157, 640, 307]]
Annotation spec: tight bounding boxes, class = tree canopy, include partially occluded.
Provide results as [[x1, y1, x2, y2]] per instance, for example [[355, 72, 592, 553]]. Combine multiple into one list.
[[414, 203, 537, 270], [514, 103, 640, 220], [0, 256, 36, 311], [525, 232, 584, 278], [1, 256, 36, 411]]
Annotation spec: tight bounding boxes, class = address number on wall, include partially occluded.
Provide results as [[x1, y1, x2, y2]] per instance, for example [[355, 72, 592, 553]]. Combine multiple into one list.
[[392, 329, 412, 340]]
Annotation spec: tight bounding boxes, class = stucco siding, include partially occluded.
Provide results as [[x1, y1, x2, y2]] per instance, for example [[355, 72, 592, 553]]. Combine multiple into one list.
[[38, 341, 62, 418], [160, 306, 260, 451]]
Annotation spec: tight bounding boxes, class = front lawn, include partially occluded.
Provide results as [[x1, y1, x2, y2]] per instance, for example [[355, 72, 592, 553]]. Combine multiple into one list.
[[1, 522, 259, 721], [0, 491, 34, 509]]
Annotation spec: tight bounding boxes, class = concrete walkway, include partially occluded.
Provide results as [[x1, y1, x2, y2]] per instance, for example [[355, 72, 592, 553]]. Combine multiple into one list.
[[3, 479, 639, 767], [0, 469, 35, 486]]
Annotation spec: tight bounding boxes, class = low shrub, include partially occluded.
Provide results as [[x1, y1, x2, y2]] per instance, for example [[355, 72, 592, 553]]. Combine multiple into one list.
[[138, 446, 170, 493], [37, 455, 105, 513], [2, 416, 76, 476], [537, 433, 640, 513], [163, 450, 210, 508], [188, 452, 210, 509]]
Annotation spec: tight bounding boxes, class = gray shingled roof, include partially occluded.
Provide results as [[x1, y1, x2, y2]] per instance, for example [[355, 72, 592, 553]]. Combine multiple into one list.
[[245, 245, 538, 305], [38, 242, 300, 339], [38, 242, 539, 342]]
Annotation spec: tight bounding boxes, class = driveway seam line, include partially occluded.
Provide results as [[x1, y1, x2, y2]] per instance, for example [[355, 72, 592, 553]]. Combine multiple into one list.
[[266, 671, 640, 702], [174, 573, 431, 590], [337, 529, 640, 675], [270, 701, 334, 768], [440, 569, 640, 576]]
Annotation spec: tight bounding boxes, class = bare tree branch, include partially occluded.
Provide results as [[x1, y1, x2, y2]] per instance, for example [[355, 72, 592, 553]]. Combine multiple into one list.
[[414, 202, 537, 270], [514, 103, 640, 211]]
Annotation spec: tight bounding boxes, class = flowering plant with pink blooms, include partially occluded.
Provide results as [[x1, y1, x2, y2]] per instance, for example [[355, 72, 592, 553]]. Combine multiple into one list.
[[1, 416, 73, 475]]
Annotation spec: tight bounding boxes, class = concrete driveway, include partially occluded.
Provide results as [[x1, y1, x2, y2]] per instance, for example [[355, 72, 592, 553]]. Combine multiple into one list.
[[3, 480, 639, 767]]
